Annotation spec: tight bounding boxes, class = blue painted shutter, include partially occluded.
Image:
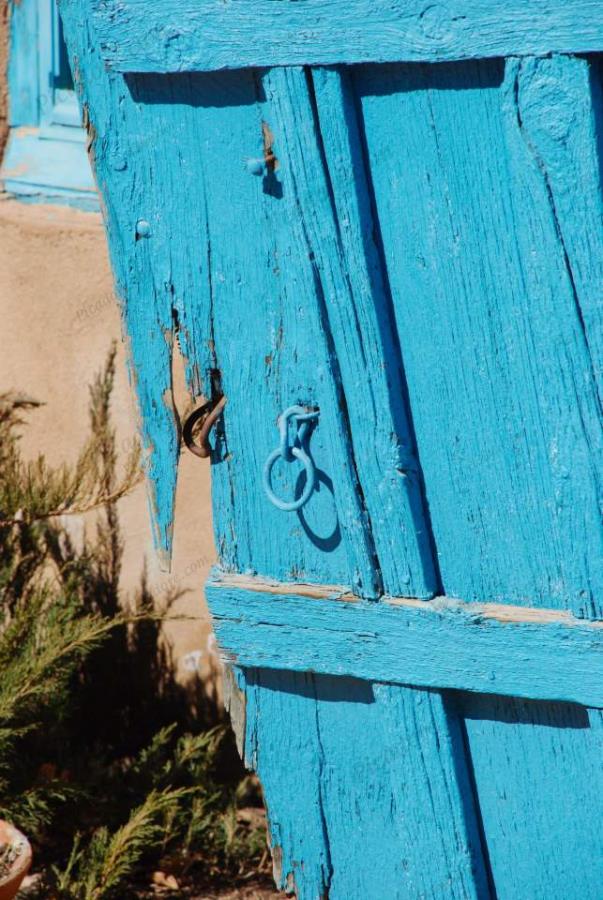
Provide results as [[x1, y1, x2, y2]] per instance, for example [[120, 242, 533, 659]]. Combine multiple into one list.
[[59, 2, 603, 895]]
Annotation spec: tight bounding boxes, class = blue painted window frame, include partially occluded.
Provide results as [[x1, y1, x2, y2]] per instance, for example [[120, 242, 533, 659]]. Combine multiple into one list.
[[1, 0, 98, 210]]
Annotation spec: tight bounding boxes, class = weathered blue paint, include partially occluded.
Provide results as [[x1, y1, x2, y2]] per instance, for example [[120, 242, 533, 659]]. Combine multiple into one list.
[[352, 53, 603, 896], [242, 669, 489, 899], [257, 64, 437, 597], [459, 694, 603, 898], [59, 1, 603, 894], [91, 0, 603, 73], [207, 571, 603, 708], [7, 0, 39, 127], [1, 128, 98, 210], [2, 0, 97, 209], [355, 55, 603, 614]]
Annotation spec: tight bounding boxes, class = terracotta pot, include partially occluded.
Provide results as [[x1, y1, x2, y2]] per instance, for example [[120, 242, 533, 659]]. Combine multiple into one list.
[[0, 821, 31, 900]]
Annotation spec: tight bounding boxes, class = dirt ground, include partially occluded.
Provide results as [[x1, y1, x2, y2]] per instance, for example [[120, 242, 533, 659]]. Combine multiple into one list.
[[141, 878, 285, 899], [20, 875, 285, 898], [192, 886, 284, 899]]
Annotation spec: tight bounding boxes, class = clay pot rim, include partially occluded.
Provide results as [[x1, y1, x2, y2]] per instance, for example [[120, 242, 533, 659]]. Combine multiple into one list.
[[0, 821, 32, 887]]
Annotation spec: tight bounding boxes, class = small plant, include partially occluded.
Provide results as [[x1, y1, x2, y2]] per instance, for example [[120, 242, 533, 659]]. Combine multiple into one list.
[[0, 347, 270, 898], [52, 787, 191, 899], [46, 725, 268, 899], [0, 347, 140, 838]]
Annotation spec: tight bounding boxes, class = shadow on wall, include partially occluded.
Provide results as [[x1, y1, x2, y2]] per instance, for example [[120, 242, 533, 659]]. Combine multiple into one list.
[[75, 551, 225, 758]]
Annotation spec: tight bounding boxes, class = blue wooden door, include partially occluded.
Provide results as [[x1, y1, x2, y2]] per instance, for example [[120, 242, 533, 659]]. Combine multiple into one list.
[[60, 3, 603, 897]]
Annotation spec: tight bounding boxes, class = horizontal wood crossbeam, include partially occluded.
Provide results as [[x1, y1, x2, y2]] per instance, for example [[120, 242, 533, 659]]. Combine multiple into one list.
[[90, 0, 603, 73], [206, 570, 603, 707]]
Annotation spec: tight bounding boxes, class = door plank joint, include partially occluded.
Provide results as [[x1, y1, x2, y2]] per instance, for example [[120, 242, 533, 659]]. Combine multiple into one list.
[[207, 569, 603, 707]]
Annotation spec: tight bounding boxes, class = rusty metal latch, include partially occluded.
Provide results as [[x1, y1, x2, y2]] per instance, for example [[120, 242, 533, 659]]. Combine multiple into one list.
[[182, 396, 226, 459]]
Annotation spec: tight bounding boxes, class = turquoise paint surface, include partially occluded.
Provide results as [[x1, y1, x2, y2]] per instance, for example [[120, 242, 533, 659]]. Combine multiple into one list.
[[458, 693, 603, 898], [90, 0, 603, 73], [355, 56, 602, 614], [8, 0, 39, 127], [353, 55, 603, 896], [59, 2, 603, 893], [243, 669, 488, 899], [3, 0, 97, 209]]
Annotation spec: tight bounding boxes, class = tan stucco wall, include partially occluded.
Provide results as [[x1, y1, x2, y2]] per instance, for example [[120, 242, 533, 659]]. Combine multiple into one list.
[[0, 196, 219, 685]]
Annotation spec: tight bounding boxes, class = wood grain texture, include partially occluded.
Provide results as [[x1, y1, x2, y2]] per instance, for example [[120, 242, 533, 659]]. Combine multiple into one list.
[[189, 67, 489, 896], [354, 56, 603, 615], [207, 571, 603, 707], [141, 64, 378, 593], [510, 55, 603, 407], [457, 694, 603, 898], [351, 54, 603, 894], [58, 11, 379, 589], [58, 6, 184, 565], [242, 668, 488, 899], [241, 669, 335, 899], [260, 66, 437, 598], [90, 0, 603, 73]]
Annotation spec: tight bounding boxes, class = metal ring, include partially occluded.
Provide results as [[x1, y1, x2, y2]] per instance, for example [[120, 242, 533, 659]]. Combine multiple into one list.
[[182, 396, 226, 458], [263, 444, 316, 512]]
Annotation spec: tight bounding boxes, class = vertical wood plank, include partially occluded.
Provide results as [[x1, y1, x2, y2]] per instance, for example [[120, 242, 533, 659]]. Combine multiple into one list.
[[242, 670, 334, 900], [244, 670, 489, 900], [249, 68, 490, 899], [460, 57, 603, 899], [313, 680, 488, 899], [458, 694, 603, 899], [153, 66, 380, 593], [509, 54, 603, 406], [263, 65, 438, 598], [354, 56, 602, 614], [60, 9, 189, 564]]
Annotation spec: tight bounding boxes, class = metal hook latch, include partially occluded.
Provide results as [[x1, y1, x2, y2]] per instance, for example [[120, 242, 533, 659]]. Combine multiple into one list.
[[263, 405, 320, 512], [182, 395, 226, 458]]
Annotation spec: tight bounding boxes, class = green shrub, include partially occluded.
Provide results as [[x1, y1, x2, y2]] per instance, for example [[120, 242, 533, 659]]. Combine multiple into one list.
[[0, 348, 268, 898]]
